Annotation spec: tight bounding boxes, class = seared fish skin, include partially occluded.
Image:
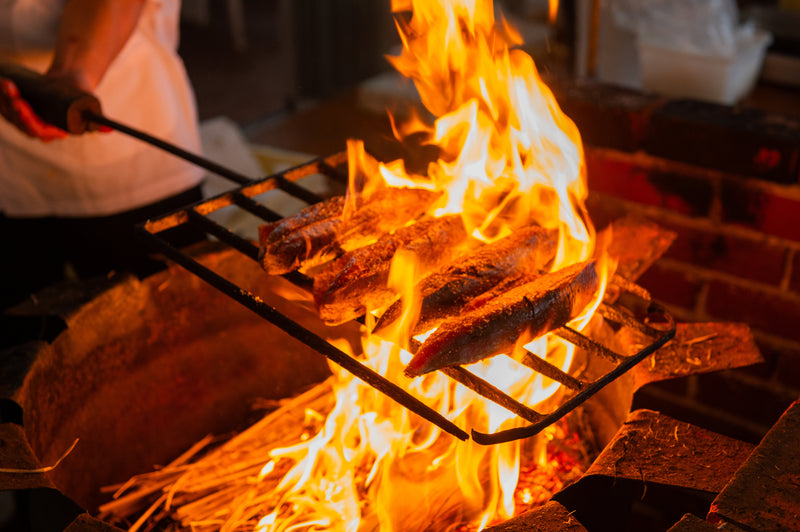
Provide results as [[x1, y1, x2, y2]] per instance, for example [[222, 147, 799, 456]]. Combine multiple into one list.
[[313, 215, 469, 326], [405, 260, 599, 377], [258, 187, 440, 275], [461, 271, 540, 314], [258, 195, 346, 249], [374, 226, 558, 334]]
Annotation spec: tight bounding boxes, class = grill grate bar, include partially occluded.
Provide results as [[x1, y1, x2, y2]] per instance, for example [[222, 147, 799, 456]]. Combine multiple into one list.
[[556, 325, 626, 363], [135, 225, 470, 441], [441, 366, 544, 423], [187, 209, 260, 262], [317, 161, 349, 185], [520, 351, 584, 391], [472, 306, 674, 445], [144, 152, 349, 235], [597, 303, 658, 337], [279, 152, 348, 191], [273, 175, 324, 205], [232, 193, 283, 222], [138, 151, 675, 445]]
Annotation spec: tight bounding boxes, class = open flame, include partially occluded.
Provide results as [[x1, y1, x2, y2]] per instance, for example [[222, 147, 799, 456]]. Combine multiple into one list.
[[256, 0, 605, 530]]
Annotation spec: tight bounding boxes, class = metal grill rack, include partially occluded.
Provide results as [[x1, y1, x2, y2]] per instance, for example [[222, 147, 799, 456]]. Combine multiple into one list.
[[136, 151, 676, 445]]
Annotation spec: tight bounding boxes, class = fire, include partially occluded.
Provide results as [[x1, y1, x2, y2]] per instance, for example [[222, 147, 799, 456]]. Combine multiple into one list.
[[99, 1, 601, 529], [549, 0, 559, 25], [249, 0, 606, 530]]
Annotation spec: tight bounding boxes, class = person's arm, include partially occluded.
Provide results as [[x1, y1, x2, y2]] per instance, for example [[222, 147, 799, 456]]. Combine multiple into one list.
[[0, 0, 147, 141], [47, 0, 147, 92]]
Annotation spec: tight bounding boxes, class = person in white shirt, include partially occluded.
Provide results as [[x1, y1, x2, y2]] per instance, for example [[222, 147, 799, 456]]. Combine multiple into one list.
[[0, 0, 206, 310]]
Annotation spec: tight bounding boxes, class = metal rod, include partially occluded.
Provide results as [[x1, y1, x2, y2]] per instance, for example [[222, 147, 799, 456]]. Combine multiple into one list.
[[441, 366, 544, 423], [472, 305, 676, 445], [185, 210, 260, 262], [273, 175, 324, 205], [86, 112, 254, 185], [232, 193, 283, 222], [608, 275, 652, 303], [318, 160, 348, 185], [135, 225, 469, 441], [520, 351, 584, 390], [556, 326, 626, 363], [597, 302, 661, 337]]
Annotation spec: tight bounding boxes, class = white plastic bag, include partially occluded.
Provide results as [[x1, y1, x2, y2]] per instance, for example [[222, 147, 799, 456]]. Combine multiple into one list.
[[610, 0, 740, 57]]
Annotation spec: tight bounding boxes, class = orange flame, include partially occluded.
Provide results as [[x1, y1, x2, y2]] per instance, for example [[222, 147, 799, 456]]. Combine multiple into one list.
[[549, 0, 559, 25], [257, 0, 606, 529]]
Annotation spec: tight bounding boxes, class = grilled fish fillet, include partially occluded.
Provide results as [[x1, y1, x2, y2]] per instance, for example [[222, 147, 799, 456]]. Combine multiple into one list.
[[313, 215, 469, 325], [258, 187, 440, 275], [374, 226, 558, 334], [405, 260, 599, 377]]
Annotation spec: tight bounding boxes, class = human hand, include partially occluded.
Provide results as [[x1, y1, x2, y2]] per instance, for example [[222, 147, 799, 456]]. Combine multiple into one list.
[[0, 78, 68, 141]]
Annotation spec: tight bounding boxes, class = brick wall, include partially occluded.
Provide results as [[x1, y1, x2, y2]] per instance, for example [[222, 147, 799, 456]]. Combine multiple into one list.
[[550, 78, 800, 443]]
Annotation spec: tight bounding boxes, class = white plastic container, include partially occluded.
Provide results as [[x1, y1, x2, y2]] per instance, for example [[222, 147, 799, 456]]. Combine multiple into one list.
[[638, 29, 772, 105]]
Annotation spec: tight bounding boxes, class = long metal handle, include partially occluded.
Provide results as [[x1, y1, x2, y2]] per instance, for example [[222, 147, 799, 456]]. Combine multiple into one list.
[[0, 62, 254, 185], [85, 112, 253, 185]]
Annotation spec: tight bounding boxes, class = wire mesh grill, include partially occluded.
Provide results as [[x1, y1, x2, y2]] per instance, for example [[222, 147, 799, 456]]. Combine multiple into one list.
[[136, 151, 676, 445]]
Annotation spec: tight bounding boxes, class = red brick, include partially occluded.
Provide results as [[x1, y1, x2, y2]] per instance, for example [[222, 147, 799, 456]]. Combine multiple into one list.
[[586, 152, 714, 217], [654, 222, 788, 286], [720, 179, 800, 242], [646, 100, 800, 185], [586, 193, 635, 232], [705, 280, 800, 343], [637, 263, 703, 312], [548, 77, 660, 152]]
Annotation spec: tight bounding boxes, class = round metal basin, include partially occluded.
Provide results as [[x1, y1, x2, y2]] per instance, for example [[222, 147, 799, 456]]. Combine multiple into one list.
[[13, 245, 358, 512]]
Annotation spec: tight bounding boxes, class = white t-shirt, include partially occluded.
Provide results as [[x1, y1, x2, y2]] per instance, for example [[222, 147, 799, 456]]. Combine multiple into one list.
[[0, 0, 205, 217]]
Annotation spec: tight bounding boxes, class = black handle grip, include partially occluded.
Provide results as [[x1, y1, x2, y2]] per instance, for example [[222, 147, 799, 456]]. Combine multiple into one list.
[[0, 62, 102, 134]]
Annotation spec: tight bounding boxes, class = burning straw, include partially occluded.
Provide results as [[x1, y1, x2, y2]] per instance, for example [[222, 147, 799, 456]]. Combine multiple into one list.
[[97, 375, 585, 532], [98, 383, 337, 531]]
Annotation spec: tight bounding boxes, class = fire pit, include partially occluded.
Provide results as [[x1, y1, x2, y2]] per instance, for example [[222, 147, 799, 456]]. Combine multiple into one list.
[[3, 0, 797, 530], [5, 244, 766, 531], [12, 245, 355, 513]]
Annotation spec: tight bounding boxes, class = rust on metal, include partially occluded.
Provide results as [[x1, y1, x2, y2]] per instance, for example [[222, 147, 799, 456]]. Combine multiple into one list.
[[709, 399, 800, 530], [632, 322, 763, 392], [483, 501, 588, 532], [582, 409, 754, 493]]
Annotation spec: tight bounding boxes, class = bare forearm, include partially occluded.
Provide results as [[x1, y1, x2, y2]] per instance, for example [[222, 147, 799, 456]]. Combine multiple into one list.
[[46, 0, 147, 91]]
